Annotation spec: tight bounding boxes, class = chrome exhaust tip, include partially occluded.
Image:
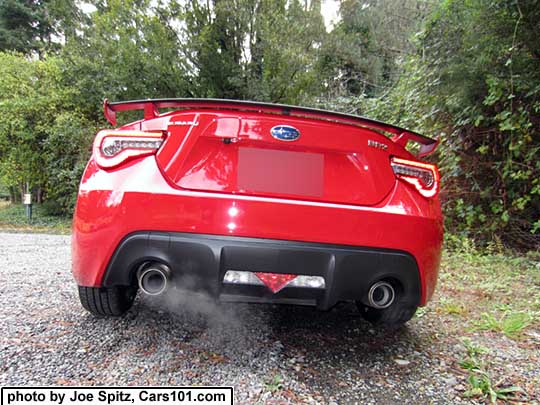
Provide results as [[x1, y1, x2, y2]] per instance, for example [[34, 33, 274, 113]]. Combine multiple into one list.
[[138, 263, 170, 296], [367, 281, 395, 309]]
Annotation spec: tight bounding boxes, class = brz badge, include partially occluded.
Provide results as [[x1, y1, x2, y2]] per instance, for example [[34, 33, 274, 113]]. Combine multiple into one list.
[[368, 139, 388, 150], [170, 120, 199, 126]]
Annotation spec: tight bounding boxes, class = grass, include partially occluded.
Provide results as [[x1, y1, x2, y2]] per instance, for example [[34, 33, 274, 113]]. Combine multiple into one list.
[[436, 297, 467, 315], [473, 312, 533, 338], [0, 201, 72, 233], [264, 373, 284, 393], [438, 248, 540, 333], [459, 338, 524, 403], [433, 243, 540, 402]]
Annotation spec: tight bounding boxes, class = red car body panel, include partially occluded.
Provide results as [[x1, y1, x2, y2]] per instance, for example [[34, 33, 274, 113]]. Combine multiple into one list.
[[72, 99, 443, 308]]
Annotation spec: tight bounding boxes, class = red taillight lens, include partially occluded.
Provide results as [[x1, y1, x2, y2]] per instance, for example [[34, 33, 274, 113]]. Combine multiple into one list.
[[93, 130, 164, 168], [390, 157, 440, 198]]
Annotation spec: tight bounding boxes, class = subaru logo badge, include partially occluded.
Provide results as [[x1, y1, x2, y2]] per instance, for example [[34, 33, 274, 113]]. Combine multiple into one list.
[[271, 125, 300, 141]]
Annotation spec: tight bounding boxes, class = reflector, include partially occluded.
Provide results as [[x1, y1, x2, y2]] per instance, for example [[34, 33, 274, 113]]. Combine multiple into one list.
[[289, 275, 325, 289], [223, 270, 263, 286]]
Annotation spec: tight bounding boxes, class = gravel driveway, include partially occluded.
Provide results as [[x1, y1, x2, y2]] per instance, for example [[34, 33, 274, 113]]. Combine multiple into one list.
[[0, 233, 477, 403]]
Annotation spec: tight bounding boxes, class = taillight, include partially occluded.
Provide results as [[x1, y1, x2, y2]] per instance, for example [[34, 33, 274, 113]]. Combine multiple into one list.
[[93, 130, 164, 168], [390, 157, 440, 198]]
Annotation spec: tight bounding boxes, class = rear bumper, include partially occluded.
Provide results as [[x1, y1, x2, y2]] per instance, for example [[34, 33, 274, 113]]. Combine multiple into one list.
[[72, 156, 443, 305], [103, 232, 421, 310]]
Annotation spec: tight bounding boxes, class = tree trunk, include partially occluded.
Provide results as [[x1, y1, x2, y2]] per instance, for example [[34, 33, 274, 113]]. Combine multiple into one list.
[[9, 186, 18, 203], [36, 186, 44, 204]]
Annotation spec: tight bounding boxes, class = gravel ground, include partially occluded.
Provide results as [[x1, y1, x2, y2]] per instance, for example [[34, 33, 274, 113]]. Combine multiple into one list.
[[0, 233, 536, 404]]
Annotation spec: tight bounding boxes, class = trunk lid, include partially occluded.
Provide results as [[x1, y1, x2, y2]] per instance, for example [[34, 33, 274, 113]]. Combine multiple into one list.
[[155, 110, 396, 206]]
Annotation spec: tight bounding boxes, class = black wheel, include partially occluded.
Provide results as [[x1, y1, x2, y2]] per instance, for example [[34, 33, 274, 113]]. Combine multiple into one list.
[[356, 302, 417, 326], [78, 285, 136, 317]]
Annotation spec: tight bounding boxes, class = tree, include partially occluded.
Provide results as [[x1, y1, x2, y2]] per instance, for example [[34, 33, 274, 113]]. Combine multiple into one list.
[[366, 0, 540, 248], [317, 0, 430, 103], [0, 52, 92, 211], [0, 0, 80, 56], [61, 0, 191, 122], [181, 0, 326, 103]]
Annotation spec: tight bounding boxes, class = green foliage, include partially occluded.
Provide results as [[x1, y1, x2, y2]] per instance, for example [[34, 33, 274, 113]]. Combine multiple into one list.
[[181, 0, 326, 103], [437, 297, 466, 315], [0, 53, 60, 194], [424, 0, 540, 249], [0, 182, 9, 200], [0, 52, 90, 214], [473, 312, 532, 339], [0, 202, 71, 232], [42, 112, 95, 214], [440, 242, 540, 334], [61, 0, 191, 122], [264, 373, 284, 393], [351, 0, 540, 249], [459, 338, 523, 403], [0, 0, 80, 55], [318, 0, 430, 99], [432, 244, 539, 402]]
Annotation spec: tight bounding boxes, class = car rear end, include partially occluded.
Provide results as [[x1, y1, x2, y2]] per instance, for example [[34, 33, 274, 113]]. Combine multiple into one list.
[[72, 99, 443, 325]]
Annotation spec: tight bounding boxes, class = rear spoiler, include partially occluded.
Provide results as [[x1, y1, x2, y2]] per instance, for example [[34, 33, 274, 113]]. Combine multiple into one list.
[[104, 98, 439, 157]]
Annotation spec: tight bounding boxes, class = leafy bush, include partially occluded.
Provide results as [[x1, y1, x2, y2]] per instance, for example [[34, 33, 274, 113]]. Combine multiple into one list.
[[42, 112, 95, 215], [0, 53, 95, 216], [349, 0, 540, 249]]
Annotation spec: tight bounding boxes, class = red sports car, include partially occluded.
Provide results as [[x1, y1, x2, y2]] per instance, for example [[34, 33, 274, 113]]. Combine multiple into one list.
[[72, 99, 443, 325]]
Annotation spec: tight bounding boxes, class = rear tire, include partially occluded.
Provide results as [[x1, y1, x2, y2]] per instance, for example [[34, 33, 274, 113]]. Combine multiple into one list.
[[357, 302, 417, 326], [78, 286, 136, 317]]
